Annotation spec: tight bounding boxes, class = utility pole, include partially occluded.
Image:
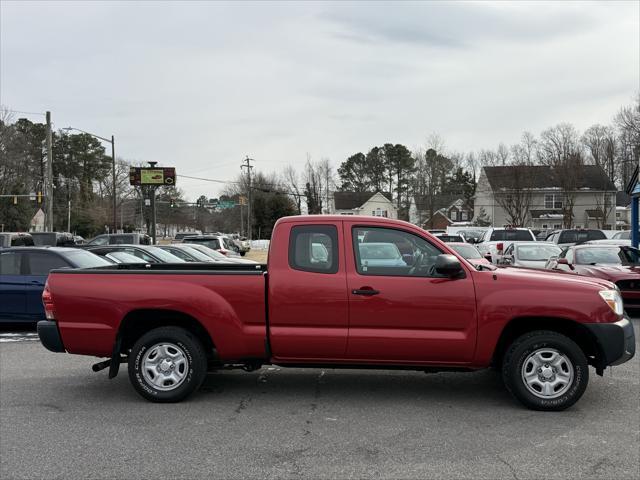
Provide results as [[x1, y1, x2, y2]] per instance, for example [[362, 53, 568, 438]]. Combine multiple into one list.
[[45, 111, 53, 231], [148, 162, 158, 244], [111, 135, 117, 233], [241, 156, 254, 240]]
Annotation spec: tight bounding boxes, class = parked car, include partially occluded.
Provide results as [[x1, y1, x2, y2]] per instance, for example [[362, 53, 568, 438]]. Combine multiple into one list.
[[73, 235, 85, 245], [446, 242, 491, 267], [612, 230, 631, 240], [38, 215, 634, 410], [157, 245, 217, 263], [229, 233, 251, 255], [476, 227, 536, 264], [173, 231, 201, 242], [545, 244, 640, 309], [536, 229, 555, 241], [432, 233, 466, 243], [499, 242, 563, 269], [182, 235, 239, 257], [30, 232, 76, 247], [357, 242, 406, 268], [103, 251, 148, 264], [185, 243, 258, 264], [86, 233, 152, 246], [85, 245, 186, 264], [545, 229, 607, 247], [584, 239, 632, 247], [0, 247, 110, 323], [0, 232, 34, 247]]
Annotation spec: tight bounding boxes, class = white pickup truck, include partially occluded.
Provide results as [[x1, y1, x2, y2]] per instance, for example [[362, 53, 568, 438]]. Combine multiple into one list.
[[476, 227, 537, 264]]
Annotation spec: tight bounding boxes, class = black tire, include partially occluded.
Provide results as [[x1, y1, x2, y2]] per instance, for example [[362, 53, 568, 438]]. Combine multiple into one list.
[[502, 330, 589, 411], [128, 326, 207, 403]]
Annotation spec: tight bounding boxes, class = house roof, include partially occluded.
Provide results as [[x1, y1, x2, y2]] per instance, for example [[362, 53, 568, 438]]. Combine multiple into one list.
[[483, 165, 617, 191], [530, 209, 562, 219], [333, 191, 393, 210], [413, 194, 471, 212]]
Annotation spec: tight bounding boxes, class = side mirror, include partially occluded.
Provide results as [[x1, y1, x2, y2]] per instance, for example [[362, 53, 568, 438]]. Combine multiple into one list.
[[435, 254, 464, 278], [557, 258, 574, 270]]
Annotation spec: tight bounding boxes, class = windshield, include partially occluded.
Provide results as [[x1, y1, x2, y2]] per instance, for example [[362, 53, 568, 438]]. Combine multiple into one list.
[[106, 252, 145, 263], [62, 250, 112, 268], [449, 244, 482, 259], [575, 247, 640, 265], [180, 246, 214, 261], [559, 230, 606, 243], [490, 230, 534, 241], [436, 235, 464, 243], [31, 233, 56, 246], [145, 247, 186, 263], [517, 245, 562, 261], [188, 244, 227, 260]]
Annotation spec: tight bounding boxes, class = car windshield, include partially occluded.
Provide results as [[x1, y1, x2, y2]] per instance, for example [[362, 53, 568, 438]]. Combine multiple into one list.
[[145, 247, 186, 263], [613, 231, 631, 240], [61, 250, 112, 268], [359, 243, 402, 260], [449, 244, 482, 259], [188, 244, 228, 260], [489, 230, 533, 241], [106, 251, 145, 263], [575, 247, 640, 265], [180, 246, 214, 262], [517, 245, 562, 261], [30, 233, 56, 246]]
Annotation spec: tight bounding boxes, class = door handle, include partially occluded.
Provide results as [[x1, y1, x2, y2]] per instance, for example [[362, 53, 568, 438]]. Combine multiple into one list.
[[352, 288, 380, 296], [29, 280, 43, 285]]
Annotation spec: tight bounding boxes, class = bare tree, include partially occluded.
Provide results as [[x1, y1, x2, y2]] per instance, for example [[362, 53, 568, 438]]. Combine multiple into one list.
[[511, 131, 537, 165], [303, 155, 325, 214], [494, 165, 532, 227], [496, 143, 510, 165], [282, 165, 302, 214]]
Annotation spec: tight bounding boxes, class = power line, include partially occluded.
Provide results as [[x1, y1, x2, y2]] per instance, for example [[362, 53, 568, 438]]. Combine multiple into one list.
[[3, 109, 46, 116]]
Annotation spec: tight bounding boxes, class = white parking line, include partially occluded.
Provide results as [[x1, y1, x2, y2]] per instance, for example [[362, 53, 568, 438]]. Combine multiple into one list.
[[0, 333, 39, 343]]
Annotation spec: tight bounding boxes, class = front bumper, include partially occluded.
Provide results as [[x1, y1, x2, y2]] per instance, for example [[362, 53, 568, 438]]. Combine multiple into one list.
[[37, 320, 65, 353], [585, 316, 635, 367]]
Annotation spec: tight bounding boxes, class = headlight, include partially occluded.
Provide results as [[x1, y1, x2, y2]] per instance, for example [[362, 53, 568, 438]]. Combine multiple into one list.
[[599, 289, 624, 316]]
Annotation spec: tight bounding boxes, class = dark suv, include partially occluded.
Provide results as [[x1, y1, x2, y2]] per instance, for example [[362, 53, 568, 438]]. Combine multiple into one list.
[[0, 232, 35, 247], [545, 229, 607, 247]]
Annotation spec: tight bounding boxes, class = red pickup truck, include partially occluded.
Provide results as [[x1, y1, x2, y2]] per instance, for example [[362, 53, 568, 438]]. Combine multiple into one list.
[[37, 216, 635, 410]]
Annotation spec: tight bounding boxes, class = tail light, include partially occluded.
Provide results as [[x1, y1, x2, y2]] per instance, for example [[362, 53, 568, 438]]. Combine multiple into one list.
[[42, 282, 56, 320], [496, 242, 504, 252], [219, 249, 228, 256]]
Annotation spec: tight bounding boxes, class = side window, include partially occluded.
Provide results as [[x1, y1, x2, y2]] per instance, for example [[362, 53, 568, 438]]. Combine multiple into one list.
[[0, 252, 22, 275], [353, 227, 443, 277], [27, 253, 70, 275], [288, 225, 338, 274]]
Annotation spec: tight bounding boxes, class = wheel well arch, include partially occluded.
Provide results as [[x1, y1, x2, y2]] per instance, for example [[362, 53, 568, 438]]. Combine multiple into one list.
[[491, 316, 602, 371], [117, 309, 216, 359]]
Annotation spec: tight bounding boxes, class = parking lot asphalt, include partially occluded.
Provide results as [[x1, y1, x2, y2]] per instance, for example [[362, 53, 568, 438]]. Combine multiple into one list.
[[1, 320, 639, 480]]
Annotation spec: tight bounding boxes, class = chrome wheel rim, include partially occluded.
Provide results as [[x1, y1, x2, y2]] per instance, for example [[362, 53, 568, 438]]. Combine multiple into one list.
[[521, 348, 574, 399], [141, 342, 189, 391]]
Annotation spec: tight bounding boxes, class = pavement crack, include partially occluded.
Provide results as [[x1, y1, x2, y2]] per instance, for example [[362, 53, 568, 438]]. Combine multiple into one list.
[[496, 454, 519, 480]]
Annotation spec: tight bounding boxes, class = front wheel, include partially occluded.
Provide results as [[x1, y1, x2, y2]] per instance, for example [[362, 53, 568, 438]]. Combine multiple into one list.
[[128, 326, 207, 402], [502, 330, 589, 411]]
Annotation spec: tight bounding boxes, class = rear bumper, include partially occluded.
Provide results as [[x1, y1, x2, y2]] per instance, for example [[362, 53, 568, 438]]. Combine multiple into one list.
[[585, 316, 635, 367], [37, 320, 65, 353]]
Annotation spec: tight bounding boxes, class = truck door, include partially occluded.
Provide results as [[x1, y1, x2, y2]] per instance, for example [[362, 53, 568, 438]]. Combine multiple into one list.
[[268, 222, 349, 360], [345, 223, 477, 363]]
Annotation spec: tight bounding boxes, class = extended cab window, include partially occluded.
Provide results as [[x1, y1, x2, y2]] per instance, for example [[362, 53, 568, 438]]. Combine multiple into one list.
[[353, 227, 443, 277], [0, 252, 22, 275], [289, 225, 338, 274], [27, 253, 70, 275]]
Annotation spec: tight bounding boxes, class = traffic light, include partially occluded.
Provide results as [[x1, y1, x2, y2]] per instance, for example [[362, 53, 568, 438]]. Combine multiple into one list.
[[37, 191, 43, 204], [169, 198, 175, 208]]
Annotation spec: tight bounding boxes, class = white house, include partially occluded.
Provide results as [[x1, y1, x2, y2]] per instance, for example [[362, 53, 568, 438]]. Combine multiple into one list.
[[474, 165, 618, 229], [331, 192, 397, 219]]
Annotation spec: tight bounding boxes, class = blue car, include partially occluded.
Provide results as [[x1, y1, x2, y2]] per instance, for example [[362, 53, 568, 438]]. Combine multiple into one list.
[[0, 247, 111, 324]]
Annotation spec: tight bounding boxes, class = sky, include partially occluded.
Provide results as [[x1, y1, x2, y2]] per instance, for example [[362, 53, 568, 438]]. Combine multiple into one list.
[[1, 1, 638, 201]]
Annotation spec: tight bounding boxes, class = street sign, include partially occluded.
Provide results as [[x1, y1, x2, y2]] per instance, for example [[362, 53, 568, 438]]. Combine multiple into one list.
[[217, 200, 236, 209], [129, 167, 176, 186]]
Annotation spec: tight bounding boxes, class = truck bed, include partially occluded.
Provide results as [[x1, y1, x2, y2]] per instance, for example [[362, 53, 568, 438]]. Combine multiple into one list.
[[48, 264, 268, 359]]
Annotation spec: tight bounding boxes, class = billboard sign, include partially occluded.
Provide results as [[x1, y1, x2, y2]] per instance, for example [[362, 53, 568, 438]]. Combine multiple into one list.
[[130, 167, 176, 186]]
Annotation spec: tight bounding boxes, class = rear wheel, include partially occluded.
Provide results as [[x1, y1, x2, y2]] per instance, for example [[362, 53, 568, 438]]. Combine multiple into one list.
[[502, 330, 588, 411], [128, 326, 207, 402]]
